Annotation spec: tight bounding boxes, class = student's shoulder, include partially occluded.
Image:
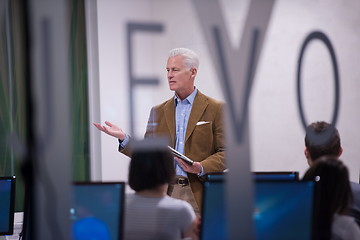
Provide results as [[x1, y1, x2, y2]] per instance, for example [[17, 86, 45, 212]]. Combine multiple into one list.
[[161, 196, 196, 222], [350, 182, 360, 193], [162, 196, 193, 211], [332, 214, 360, 239]]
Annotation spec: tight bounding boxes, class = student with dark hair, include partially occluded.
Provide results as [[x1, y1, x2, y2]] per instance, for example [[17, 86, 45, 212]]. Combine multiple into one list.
[[128, 150, 175, 192], [302, 156, 360, 240], [124, 141, 199, 240], [304, 121, 342, 165], [304, 121, 360, 226]]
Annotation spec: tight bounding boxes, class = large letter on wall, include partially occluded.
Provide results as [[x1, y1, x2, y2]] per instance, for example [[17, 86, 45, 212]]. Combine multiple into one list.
[[193, 0, 275, 239], [297, 31, 340, 145], [126, 22, 164, 136]]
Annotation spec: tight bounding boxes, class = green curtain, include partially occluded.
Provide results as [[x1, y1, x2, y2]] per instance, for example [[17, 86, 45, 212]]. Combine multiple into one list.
[[0, 0, 90, 211], [69, 0, 90, 182], [0, 0, 28, 212]]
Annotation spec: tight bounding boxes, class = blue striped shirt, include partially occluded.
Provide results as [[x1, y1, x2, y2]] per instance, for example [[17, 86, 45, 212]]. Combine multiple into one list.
[[174, 88, 197, 177]]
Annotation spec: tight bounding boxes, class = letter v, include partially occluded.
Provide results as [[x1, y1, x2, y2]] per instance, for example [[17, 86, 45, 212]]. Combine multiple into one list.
[[193, 0, 275, 144]]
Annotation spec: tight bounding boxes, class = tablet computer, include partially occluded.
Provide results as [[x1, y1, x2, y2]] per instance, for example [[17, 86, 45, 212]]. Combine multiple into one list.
[[167, 146, 194, 165]]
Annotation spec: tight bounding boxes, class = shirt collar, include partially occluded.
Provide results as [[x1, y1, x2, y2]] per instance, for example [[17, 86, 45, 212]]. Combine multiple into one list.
[[174, 88, 197, 105]]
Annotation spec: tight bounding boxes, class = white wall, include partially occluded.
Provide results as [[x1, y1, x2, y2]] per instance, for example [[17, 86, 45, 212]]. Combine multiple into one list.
[[91, 0, 360, 183]]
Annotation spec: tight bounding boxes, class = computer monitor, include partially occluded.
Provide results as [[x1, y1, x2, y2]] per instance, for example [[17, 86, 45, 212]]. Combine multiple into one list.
[[200, 177, 316, 240], [201, 177, 226, 240], [71, 182, 125, 240], [254, 171, 299, 181], [0, 176, 16, 236]]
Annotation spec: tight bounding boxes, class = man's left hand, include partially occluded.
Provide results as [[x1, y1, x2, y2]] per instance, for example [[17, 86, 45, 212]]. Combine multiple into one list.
[[175, 157, 202, 174]]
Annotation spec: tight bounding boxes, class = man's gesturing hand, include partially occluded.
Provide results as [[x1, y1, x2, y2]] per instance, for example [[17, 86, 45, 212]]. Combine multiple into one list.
[[93, 121, 126, 141]]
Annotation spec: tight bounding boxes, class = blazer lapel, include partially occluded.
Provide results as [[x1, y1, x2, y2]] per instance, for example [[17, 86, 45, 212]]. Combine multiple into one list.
[[164, 98, 176, 147], [185, 91, 208, 142]]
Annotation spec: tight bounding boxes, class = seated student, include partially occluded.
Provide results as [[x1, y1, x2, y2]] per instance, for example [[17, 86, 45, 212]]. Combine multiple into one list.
[[302, 156, 360, 240], [304, 121, 360, 226], [124, 139, 199, 240]]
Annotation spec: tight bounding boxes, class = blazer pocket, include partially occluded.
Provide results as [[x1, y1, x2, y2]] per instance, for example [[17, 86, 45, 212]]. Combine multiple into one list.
[[193, 121, 213, 141]]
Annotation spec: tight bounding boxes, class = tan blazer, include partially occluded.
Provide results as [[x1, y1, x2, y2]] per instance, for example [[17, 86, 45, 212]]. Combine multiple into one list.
[[121, 90, 226, 208]]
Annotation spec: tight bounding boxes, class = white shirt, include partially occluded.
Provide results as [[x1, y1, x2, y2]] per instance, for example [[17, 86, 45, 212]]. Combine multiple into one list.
[[124, 193, 196, 240], [331, 214, 360, 240]]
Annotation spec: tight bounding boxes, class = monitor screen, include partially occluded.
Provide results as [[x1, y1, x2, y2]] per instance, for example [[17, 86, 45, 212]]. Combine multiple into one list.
[[200, 178, 315, 240], [0, 176, 16, 236], [71, 182, 125, 240]]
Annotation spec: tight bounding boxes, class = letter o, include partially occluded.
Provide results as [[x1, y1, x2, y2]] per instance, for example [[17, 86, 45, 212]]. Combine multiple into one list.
[[296, 31, 340, 130]]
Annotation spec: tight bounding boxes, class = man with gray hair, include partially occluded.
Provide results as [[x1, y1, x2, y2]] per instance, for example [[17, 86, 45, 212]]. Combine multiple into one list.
[[94, 48, 226, 214]]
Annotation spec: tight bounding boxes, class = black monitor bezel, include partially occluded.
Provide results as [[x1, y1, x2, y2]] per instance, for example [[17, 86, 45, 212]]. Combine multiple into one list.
[[72, 181, 126, 240], [254, 171, 300, 181], [201, 171, 300, 182], [0, 176, 16, 236]]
